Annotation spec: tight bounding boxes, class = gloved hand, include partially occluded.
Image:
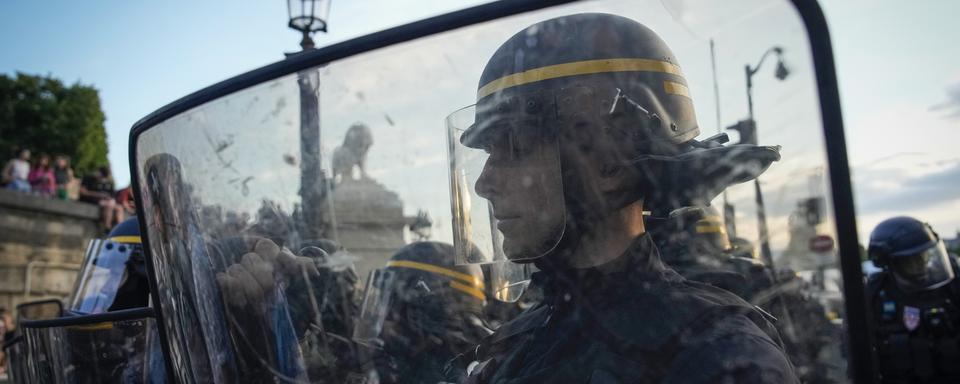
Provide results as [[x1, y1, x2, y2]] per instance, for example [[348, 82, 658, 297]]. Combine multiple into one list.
[[215, 238, 321, 315], [206, 237, 319, 381]]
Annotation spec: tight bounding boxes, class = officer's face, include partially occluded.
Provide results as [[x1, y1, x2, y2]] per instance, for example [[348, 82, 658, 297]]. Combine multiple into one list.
[[891, 252, 931, 282], [474, 125, 565, 260]]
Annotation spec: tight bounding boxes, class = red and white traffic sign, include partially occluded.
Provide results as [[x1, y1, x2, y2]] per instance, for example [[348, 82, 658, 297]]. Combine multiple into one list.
[[809, 234, 835, 253]]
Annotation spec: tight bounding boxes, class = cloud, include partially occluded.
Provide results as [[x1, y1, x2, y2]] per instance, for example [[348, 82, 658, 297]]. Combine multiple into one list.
[[929, 82, 960, 119], [854, 158, 960, 213]]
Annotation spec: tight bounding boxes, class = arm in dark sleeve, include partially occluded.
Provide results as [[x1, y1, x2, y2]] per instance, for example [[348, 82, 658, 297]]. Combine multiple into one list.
[[663, 314, 800, 384]]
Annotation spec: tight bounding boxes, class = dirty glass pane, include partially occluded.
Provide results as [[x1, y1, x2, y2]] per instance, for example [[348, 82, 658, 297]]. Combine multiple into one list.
[[135, 0, 848, 382], [824, 2, 960, 383]]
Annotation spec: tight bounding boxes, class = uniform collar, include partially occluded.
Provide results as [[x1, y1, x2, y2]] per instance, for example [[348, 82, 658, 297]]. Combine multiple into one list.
[[531, 233, 679, 302]]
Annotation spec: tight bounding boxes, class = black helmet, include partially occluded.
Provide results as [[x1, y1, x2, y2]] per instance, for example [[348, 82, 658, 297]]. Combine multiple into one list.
[[466, 13, 778, 209], [470, 13, 699, 148], [355, 242, 486, 344], [385, 242, 486, 315], [447, 13, 779, 264], [653, 206, 732, 267], [69, 216, 149, 314], [869, 216, 955, 291], [355, 242, 488, 382]]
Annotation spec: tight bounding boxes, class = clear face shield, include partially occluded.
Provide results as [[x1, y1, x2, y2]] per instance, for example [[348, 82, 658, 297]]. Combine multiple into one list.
[[353, 268, 397, 348], [447, 89, 571, 302], [69, 238, 146, 315], [889, 240, 956, 292]]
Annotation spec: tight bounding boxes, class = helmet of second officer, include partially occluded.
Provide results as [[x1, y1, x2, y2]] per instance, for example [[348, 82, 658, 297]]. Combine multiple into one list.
[[869, 216, 955, 292]]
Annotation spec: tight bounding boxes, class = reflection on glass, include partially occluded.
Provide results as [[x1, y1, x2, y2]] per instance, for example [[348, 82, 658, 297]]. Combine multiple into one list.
[[134, 0, 849, 382]]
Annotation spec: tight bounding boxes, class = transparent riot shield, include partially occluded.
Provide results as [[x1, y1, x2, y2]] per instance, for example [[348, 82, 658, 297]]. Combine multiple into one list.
[[2, 335, 26, 384], [130, 1, 865, 382], [4, 300, 64, 384], [17, 308, 165, 384]]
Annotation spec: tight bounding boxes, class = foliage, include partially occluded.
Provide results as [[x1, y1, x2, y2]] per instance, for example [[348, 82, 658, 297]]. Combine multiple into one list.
[[0, 72, 109, 176]]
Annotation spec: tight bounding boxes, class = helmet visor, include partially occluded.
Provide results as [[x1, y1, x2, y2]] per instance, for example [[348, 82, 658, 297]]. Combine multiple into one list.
[[890, 240, 955, 292], [447, 103, 566, 266], [352, 268, 397, 348], [69, 238, 144, 314], [486, 261, 535, 303]]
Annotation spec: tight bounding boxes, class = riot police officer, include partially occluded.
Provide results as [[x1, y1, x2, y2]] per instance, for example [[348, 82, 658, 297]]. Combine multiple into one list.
[[651, 206, 837, 383], [866, 216, 960, 383], [7, 216, 167, 384], [445, 13, 796, 383], [356, 241, 491, 383], [650, 206, 774, 299]]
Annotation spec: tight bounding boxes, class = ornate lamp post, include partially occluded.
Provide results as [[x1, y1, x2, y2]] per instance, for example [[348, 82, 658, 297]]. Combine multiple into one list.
[[287, 0, 330, 50], [287, 0, 331, 240]]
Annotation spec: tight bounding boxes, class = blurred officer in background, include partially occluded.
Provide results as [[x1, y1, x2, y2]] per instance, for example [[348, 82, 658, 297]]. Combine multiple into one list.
[[651, 206, 836, 383], [8, 216, 167, 384], [867, 216, 960, 384], [355, 241, 491, 384]]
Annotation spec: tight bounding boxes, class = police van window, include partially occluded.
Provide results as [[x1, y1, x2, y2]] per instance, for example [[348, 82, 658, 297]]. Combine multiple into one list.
[[820, 2, 960, 382], [134, 1, 849, 382]]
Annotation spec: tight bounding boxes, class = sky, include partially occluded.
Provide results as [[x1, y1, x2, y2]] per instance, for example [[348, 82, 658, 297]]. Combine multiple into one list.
[[2, 0, 959, 248]]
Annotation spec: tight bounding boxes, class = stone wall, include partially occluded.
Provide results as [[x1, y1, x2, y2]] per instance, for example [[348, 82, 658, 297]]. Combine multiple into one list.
[[0, 189, 99, 317]]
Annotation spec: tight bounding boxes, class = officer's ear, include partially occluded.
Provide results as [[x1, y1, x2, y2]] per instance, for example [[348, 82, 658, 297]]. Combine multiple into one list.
[[597, 163, 648, 210], [597, 163, 628, 192]]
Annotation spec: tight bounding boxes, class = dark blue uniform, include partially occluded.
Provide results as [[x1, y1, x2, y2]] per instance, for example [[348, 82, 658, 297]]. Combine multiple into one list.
[[455, 235, 798, 383], [867, 268, 960, 384]]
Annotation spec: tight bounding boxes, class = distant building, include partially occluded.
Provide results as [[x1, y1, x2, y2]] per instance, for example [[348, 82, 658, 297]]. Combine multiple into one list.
[[777, 197, 831, 272]]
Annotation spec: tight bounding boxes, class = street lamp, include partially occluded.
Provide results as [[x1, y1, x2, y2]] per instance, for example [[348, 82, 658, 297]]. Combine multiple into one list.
[[746, 47, 790, 119], [287, 0, 331, 240], [743, 46, 789, 271], [287, 0, 330, 50]]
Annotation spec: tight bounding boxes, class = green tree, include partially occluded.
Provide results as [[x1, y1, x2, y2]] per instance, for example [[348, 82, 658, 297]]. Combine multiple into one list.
[[0, 72, 108, 176]]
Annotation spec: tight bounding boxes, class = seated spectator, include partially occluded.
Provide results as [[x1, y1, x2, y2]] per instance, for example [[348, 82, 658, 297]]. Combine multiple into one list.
[[2, 149, 31, 192], [79, 166, 123, 230], [28, 153, 56, 197], [53, 155, 78, 200], [116, 185, 136, 215]]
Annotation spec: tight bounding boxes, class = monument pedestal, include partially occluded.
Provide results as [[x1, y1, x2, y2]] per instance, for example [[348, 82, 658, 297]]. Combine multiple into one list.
[[331, 177, 407, 279]]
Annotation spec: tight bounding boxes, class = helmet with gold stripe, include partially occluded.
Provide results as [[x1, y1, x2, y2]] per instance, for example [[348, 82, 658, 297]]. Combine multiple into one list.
[[651, 206, 733, 267], [354, 241, 488, 353], [447, 13, 780, 266]]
